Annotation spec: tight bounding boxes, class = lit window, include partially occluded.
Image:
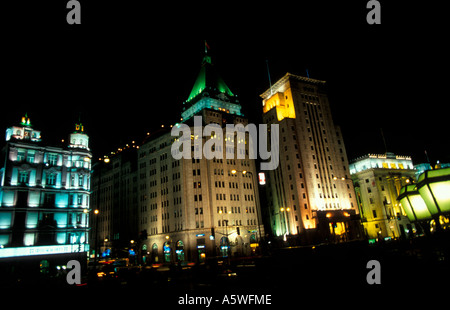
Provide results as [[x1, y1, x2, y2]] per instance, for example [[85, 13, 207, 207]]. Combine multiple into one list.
[[48, 154, 58, 166], [46, 173, 56, 186], [19, 171, 29, 184]]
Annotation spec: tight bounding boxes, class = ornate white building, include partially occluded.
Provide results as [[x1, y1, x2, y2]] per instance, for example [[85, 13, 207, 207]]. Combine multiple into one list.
[[350, 153, 416, 241], [0, 115, 92, 261]]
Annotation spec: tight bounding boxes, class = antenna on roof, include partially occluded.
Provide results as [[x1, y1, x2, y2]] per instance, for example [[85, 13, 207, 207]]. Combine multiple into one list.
[[266, 59, 273, 96], [204, 40, 210, 54]]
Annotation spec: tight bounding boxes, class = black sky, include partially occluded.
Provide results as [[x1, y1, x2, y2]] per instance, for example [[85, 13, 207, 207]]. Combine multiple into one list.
[[2, 1, 448, 165]]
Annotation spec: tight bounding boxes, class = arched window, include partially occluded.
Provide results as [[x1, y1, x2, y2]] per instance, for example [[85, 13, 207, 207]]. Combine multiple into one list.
[[163, 241, 171, 262], [151, 243, 158, 263], [176, 240, 185, 262]]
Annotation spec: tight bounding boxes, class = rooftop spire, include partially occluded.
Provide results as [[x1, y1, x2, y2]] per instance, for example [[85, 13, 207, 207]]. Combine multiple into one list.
[[204, 40, 210, 54], [181, 42, 242, 121], [186, 41, 234, 103]]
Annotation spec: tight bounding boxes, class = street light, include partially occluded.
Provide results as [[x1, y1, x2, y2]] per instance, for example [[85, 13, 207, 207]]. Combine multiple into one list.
[[398, 184, 431, 222], [417, 167, 450, 215], [279, 207, 291, 240], [93, 209, 100, 264], [417, 167, 450, 230], [398, 167, 450, 232]]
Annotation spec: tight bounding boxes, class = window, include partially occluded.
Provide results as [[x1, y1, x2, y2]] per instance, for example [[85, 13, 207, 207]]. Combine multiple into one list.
[[19, 171, 29, 184], [48, 154, 58, 166], [46, 173, 56, 186], [17, 150, 26, 162], [27, 151, 35, 163], [372, 210, 377, 218]]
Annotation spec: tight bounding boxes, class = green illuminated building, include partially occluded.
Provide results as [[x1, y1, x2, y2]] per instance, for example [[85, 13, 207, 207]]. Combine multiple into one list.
[[0, 115, 92, 264]]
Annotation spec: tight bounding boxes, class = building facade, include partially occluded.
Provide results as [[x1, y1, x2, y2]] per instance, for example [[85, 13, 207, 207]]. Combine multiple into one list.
[[350, 152, 416, 241], [137, 53, 263, 263], [0, 116, 92, 261], [261, 73, 361, 244], [90, 147, 138, 258]]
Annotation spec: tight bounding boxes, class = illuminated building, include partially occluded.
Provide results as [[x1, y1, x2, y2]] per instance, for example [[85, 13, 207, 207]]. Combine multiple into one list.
[[261, 73, 361, 243], [90, 146, 138, 258], [138, 52, 262, 263], [0, 116, 92, 263], [350, 153, 416, 241]]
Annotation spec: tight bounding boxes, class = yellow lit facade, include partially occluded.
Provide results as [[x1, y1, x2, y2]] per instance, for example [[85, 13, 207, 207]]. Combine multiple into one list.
[[262, 89, 296, 121], [261, 73, 361, 243], [350, 153, 416, 241]]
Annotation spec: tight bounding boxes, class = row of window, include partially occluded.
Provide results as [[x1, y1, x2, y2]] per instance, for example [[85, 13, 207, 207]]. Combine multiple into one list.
[[216, 206, 256, 214], [15, 150, 89, 168], [215, 193, 254, 201], [214, 181, 252, 190], [218, 219, 256, 226], [17, 170, 89, 187]]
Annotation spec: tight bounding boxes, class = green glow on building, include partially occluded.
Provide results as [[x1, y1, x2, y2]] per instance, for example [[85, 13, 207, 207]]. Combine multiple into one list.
[[186, 55, 235, 103]]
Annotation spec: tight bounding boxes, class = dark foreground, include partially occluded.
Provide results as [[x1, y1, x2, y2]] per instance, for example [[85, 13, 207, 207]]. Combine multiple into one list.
[[2, 235, 450, 308]]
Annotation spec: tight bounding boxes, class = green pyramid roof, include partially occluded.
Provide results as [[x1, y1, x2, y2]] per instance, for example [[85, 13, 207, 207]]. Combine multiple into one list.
[[186, 55, 234, 103]]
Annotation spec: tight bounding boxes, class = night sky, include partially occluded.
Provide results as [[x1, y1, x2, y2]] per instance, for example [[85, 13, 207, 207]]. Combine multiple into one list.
[[2, 1, 448, 165]]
